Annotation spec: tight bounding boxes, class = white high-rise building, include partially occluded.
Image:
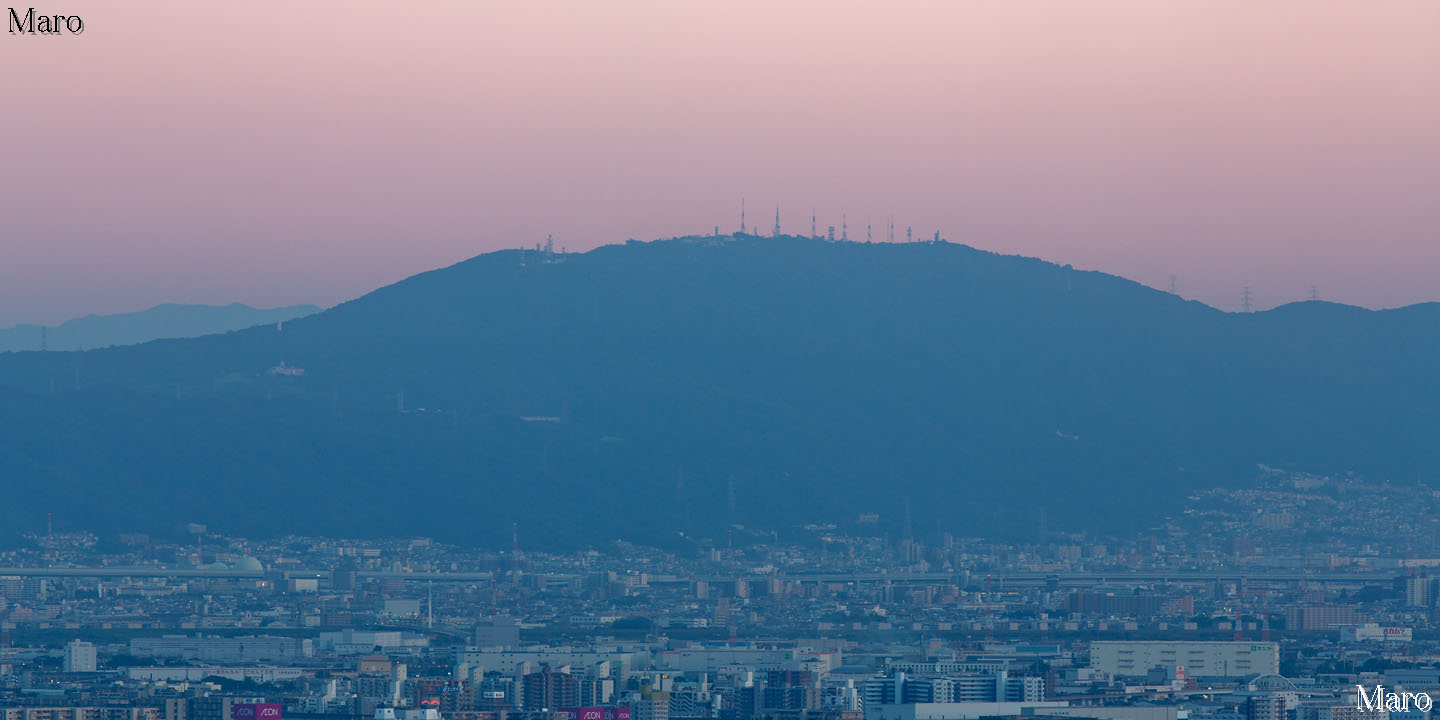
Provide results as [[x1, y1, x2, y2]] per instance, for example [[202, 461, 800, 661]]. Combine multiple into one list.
[[64, 639, 97, 672]]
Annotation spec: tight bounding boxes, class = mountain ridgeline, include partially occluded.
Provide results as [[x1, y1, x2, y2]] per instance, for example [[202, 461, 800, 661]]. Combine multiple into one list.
[[0, 303, 321, 353], [1, 236, 1437, 548]]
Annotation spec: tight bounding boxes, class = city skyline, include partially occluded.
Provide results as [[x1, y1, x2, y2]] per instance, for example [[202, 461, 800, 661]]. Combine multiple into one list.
[[5, 4, 1440, 720]]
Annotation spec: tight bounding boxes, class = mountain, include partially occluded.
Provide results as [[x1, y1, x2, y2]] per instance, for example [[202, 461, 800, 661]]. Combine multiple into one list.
[[0, 235, 1437, 548], [0, 303, 321, 353]]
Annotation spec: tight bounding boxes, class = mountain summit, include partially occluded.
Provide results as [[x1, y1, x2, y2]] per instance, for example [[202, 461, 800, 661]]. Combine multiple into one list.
[[1, 235, 1436, 547]]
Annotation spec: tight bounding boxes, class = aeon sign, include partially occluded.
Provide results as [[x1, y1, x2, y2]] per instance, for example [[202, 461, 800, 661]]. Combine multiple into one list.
[[233, 704, 282, 720], [558, 708, 631, 720]]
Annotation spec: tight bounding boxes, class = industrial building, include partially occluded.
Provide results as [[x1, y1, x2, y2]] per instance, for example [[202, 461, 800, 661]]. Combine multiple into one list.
[[1088, 641, 1278, 679]]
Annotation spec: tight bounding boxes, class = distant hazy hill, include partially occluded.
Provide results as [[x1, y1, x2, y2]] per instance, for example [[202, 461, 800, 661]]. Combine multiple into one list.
[[0, 303, 320, 353], [0, 236, 1436, 548]]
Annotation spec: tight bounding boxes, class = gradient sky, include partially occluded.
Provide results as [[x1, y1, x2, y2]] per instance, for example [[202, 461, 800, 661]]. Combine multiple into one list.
[[4, 1, 1437, 326]]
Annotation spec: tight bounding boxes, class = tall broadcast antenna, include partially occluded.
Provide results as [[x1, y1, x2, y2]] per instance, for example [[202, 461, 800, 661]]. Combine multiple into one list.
[[811, 209, 817, 239], [739, 197, 746, 234], [1241, 286, 1253, 313], [773, 205, 781, 238]]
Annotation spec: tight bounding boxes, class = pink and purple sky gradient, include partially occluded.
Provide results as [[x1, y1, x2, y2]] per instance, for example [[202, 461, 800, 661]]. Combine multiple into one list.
[[4, 1, 1438, 326]]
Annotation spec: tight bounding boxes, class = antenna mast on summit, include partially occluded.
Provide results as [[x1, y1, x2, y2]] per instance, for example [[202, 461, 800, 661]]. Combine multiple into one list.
[[773, 205, 781, 238], [866, 220, 872, 244], [1241, 286, 1253, 313], [1310, 285, 1319, 302], [811, 209, 817, 239], [740, 198, 746, 234], [841, 215, 848, 242]]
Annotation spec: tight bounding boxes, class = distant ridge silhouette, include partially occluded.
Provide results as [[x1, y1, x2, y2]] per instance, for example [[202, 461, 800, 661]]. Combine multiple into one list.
[[0, 235, 1436, 548], [0, 303, 321, 353]]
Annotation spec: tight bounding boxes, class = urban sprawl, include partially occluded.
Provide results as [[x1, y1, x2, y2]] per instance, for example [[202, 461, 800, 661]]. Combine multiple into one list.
[[3, 470, 1440, 720]]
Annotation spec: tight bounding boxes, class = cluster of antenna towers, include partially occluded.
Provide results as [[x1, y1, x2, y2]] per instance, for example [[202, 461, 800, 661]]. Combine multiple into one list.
[[729, 197, 939, 246], [730, 200, 1320, 313], [524, 198, 1326, 315]]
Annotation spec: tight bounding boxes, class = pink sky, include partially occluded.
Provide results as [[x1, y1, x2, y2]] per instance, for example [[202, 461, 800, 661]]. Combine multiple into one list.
[[4, 1, 1437, 326]]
